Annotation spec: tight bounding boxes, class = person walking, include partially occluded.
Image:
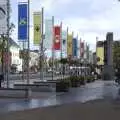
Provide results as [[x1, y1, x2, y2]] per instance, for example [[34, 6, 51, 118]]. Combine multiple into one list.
[[0, 64, 4, 88]]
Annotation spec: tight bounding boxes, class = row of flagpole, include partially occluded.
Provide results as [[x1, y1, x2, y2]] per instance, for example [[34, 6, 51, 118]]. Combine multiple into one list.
[[0, 0, 91, 89], [17, 1, 90, 83]]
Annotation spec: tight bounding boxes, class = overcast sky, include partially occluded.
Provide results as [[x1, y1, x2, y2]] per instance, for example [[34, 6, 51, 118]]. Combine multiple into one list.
[[10, 0, 120, 51]]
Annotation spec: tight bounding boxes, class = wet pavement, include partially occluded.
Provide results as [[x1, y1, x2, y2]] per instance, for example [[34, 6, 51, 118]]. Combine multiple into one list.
[[0, 80, 120, 113]]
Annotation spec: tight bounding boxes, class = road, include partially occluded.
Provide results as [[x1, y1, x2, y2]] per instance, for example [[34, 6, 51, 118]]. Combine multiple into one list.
[[0, 80, 119, 113]]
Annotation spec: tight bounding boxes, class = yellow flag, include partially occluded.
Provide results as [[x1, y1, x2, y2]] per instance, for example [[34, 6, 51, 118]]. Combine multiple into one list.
[[33, 12, 41, 45], [96, 47, 104, 65], [67, 33, 73, 56]]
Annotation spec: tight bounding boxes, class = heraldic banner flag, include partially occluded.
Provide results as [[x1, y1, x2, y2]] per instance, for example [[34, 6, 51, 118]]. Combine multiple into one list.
[[18, 3, 28, 41], [67, 34, 73, 56], [72, 38, 77, 57], [53, 26, 61, 50], [33, 12, 42, 45], [80, 41, 84, 58]]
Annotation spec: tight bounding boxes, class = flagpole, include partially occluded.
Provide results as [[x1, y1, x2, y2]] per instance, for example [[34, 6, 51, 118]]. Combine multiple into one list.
[[67, 27, 70, 76], [72, 31, 74, 59], [60, 22, 63, 78], [67, 27, 68, 58], [26, 0, 30, 85], [77, 34, 78, 59], [6, 0, 10, 88], [52, 16, 54, 81], [40, 7, 44, 81], [60, 22, 62, 60]]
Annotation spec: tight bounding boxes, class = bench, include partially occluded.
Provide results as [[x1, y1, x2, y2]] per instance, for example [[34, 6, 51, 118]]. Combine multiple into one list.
[[0, 88, 28, 98], [14, 84, 55, 92]]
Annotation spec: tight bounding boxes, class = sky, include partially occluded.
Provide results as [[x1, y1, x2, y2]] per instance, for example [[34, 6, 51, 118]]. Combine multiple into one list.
[[10, 0, 120, 52]]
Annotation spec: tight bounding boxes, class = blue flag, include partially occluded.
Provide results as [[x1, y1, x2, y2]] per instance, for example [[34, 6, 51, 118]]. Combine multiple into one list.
[[72, 38, 77, 57], [18, 3, 28, 41]]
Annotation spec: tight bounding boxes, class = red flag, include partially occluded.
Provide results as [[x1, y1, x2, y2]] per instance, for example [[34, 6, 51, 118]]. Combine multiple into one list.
[[53, 26, 61, 50]]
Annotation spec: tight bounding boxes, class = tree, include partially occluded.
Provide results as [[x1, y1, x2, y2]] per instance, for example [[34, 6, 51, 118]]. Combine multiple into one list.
[[48, 58, 53, 68], [113, 41, 120, 69], [0, 23, 15, 73], [59, 58, 68, 65]]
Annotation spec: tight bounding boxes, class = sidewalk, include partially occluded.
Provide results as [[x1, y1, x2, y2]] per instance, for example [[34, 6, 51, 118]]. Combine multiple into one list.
[[1, 99, 120, 120]]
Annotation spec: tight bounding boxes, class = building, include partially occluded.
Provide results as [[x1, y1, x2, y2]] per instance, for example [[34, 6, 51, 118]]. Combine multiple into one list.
[[88, 51, 93, 64], [9, 38, 22, 66], [0, 38, 22, 73], [29, 50, 39, 72]]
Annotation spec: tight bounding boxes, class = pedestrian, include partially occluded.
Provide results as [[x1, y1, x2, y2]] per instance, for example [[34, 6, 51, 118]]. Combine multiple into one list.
[[0, 74, 4, 88], [115, 68, 120, 84], [0, 64, 4, 88]]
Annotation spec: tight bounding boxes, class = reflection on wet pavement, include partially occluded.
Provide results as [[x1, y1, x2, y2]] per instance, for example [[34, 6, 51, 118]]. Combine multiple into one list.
[[0, 80, 120, 113]]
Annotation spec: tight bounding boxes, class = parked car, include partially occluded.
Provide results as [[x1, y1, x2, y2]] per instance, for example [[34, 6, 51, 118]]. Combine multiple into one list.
[[10, 64, 23, 74]]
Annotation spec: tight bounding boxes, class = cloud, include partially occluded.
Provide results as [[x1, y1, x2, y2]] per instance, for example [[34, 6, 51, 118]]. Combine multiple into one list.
[[11, 0, 120, 51]]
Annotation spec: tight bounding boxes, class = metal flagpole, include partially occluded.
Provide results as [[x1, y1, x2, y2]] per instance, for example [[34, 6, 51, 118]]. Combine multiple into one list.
[[27, 0, 30, 85], [60, 22, 62, 60], [60, 22, 63, 78], [40, 7, 44, 81], [6, 0, 10, 88], [22, 42, 25, 81], [76, 34, 78, 59], [67, 27, 70, 76], [67, 27, 68, 58], [52, 16, 54, 81], [72, 31, 74, 59]]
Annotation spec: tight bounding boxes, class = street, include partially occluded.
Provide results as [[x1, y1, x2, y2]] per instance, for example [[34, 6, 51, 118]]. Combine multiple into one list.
[[0, 80, 119, 113]]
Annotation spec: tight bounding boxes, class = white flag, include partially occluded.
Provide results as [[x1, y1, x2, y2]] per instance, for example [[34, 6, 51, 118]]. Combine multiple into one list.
[[62, 31, 67, 58], [44, 19, 53, 49], [0, 0, 7, 35]]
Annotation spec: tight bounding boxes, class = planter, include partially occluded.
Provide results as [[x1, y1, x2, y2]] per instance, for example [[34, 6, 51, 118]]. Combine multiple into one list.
[[71, 80, 80, 87], [79, 76, 85, 85], [70, 76, 81, 87], [86, 76, 91, 83], [86, 76, 95, 83], [56, 80, 69, 92], [80, 80, 85, 85], [87, 79, 91, 83]]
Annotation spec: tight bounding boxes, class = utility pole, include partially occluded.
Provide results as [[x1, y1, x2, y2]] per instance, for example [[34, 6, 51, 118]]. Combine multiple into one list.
[[6, 0, 10, 88]]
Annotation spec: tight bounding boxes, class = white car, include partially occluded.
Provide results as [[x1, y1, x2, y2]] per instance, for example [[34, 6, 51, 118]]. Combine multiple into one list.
[[16, 64, 23, 74]]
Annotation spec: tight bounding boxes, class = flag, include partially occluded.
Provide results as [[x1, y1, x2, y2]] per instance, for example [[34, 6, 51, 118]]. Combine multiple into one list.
[[60, 22, 62, 58], [44, 19, 53, 49], [18, 3, 28, 41], [67, 33, 73, 57], [0, 0, 7, 35], [72, 38, 77, 57], [80, 40, 84, 58], [84, 41, 87, 59], [53, 26, 61, 50], [77, 40, 80, 58], [86, 44, 90, 60], [33, 12, 42, 45], [62, 31, 67, 58]]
